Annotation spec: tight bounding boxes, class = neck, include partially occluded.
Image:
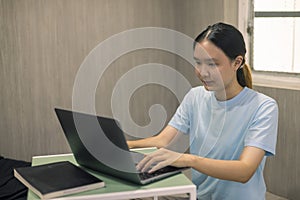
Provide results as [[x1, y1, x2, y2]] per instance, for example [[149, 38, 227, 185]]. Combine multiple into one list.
[[214, 84, 244, 101]]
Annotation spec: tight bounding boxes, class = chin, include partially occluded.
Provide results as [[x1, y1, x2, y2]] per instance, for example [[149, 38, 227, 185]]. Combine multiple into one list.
[[203, 84, 223, 92], [203, 85, 210, 91], [203, 85, 214, 91]]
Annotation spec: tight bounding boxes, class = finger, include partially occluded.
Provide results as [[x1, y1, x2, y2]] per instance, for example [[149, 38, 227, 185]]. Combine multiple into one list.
[[136, 150, 164, 170], [147, 152, 183, 173], [136, 155, 151, 171], [141, 155, 168, 172], [140, 155, 165, 172], [148, 160, 169, 173], [136, 148, 170, 172]]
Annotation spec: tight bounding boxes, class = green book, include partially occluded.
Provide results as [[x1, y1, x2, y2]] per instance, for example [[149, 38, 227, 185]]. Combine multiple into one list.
[[14, 161, 105, 199]]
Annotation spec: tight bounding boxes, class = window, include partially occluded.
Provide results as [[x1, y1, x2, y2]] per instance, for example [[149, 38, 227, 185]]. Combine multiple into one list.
[[252, 0, 300, 73]]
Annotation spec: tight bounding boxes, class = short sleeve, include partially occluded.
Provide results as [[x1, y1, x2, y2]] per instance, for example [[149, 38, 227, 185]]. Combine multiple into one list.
[[168, 89, 194, 134], [244, 99, 279, 156]]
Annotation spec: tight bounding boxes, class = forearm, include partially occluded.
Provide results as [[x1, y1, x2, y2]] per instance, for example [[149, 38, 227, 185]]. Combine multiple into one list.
[[127, 125, 178, 149], [183, 154, 251, 183], [180, 147, 265, 183], [127, 136, 162, 149]]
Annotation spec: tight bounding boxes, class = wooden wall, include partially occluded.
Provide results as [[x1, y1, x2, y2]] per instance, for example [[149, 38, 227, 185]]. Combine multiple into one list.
[[0, 0, 224, 161], [255, 86, 300, 200], [2, 0, 299, 199]]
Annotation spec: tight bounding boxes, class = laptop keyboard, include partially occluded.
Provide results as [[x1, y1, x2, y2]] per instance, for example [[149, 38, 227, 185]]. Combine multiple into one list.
[[138, 165, 180, 180]]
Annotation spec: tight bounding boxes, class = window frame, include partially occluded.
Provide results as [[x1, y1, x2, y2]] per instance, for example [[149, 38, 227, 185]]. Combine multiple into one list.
[[238, 0, 300, 90]]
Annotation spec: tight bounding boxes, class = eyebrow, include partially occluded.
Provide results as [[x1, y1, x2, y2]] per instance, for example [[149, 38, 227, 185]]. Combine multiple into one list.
[[193, 57, 219, 62]]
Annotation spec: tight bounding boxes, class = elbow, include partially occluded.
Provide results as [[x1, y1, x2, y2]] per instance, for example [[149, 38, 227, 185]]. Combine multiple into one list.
[[235, 162, 258, 184], [232, 167, 255, 183], [239, 177, 251, 184], [236, 173, 254, 184]]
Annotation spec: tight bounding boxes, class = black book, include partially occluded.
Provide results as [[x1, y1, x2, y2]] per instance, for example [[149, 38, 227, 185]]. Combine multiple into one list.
[[14, 161, 105, 199]]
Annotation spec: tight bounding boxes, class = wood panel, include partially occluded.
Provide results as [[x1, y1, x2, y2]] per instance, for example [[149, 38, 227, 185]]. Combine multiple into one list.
[[0, 0, 224, 161], [255, 86, 300, 200], [3, 0, 299, 199]]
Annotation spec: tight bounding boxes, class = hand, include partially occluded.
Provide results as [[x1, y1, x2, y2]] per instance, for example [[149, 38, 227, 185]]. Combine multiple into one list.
[[136, 148, 187, 173]]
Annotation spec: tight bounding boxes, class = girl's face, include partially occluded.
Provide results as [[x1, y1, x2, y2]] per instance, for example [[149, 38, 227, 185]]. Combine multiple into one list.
[[193, 40, 242, 98]]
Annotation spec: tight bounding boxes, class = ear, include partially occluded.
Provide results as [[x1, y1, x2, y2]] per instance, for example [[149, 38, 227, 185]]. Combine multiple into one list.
[[233, 56, 243, 71]]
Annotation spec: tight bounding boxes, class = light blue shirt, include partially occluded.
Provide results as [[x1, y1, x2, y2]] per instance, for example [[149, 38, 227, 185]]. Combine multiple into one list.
[[169, 86, 278, 200]]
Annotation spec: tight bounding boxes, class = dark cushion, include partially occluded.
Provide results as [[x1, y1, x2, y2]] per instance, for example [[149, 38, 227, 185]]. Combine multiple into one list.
[[0, 156, 31, 200]]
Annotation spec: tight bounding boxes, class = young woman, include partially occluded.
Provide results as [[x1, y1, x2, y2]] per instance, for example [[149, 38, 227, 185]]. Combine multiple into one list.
[[127, 22, 278, 200]]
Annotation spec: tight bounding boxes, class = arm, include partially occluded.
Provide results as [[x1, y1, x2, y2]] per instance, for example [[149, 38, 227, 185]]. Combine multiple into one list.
[[184, 146, 265, 183], [138, 146, 265, 183], [127, 125, 179, 149]]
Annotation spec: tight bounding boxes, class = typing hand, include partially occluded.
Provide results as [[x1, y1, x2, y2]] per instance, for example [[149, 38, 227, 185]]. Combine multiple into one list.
[[136, 148, 185, 173]]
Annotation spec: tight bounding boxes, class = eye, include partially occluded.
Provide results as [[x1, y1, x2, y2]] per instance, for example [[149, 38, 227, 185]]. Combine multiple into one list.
[[208, 63, 217, 67], [194, 60, 202, 66]]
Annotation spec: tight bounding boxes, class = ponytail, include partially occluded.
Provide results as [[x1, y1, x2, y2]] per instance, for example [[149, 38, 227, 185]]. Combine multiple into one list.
[[237, 63, 252, 89]]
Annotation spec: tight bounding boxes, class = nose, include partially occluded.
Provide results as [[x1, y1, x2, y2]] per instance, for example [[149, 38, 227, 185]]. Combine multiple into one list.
[[195, 64, 209, 78]]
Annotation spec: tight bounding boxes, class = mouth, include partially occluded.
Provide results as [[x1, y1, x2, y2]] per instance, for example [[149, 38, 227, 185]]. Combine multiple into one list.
[[202, 80, 213, 86]]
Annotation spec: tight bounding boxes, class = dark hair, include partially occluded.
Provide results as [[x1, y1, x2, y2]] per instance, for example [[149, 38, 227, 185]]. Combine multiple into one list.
[[193, 22, 252, 89]]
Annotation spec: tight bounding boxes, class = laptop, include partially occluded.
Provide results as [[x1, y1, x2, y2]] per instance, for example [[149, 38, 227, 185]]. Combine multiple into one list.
[[54, 108, 188, 185]]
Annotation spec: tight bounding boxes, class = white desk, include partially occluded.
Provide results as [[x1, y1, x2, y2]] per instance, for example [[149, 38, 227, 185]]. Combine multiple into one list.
[[28, 153, 197, 200]]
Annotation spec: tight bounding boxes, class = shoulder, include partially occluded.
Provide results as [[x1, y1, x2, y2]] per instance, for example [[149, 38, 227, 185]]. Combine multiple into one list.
[[245, 88, 277, 107], [245, 88, 278, 118]]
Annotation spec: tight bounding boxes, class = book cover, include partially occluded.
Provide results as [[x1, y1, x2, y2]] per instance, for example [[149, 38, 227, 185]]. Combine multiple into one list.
[[14, 161, 105, 199]]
